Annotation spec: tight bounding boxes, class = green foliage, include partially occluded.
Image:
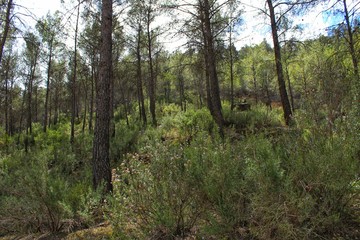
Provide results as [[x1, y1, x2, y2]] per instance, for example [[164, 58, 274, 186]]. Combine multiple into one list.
[[223, 102, 283, 133], [108, 106, 359, 239], [109, 108, 217, 239], [159, 105, 216, 144], [110, 120, 140, 163], [0, 123, 99, 235]]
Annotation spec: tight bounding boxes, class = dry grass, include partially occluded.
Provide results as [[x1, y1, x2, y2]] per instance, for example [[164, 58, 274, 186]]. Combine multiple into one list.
[[0, 223, 113, 240]]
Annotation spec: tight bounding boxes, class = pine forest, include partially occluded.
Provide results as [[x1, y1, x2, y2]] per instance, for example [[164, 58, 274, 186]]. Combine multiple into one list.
[[0, 0, 359, 239]]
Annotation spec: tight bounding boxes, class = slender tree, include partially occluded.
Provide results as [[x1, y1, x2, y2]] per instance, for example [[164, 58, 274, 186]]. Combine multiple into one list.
[[145, 0, 158, 125], [79, 20, 101, 133], [70, 0, 81, 143], [266, 0, 293, 125], [136, 24, 147, 125], [92, 0, 113, 193], [0, 0, 13, 65], [1, 44, 17, 135], [23, 32, 40, 151], [36, 12, 63, 132], [200, 0, 225, 132], [166, 0, 234, 132], [341, 0, 359, 122]]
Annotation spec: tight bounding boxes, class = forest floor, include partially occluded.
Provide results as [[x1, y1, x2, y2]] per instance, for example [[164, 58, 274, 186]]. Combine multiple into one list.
[[0, 222, 112, 240], [1, 218, 360, 240]]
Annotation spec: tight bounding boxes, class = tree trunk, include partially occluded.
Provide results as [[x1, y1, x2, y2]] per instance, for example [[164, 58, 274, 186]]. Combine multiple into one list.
[[82, 79, 88, 133], [146, 3, 157, 126], [92, 0, 113, 194], [4, 57, 10, 134], [8, 77, 14, 135], [229, 25, 235, 110], [71, 1, 80, 144], [89, 57, 95, 133], [285, 63, 295, 112], [136, 25, 147, 126], [0, 0, 12, 65], [201, 0, 224, 133], [54, 80, 59, 126], [252, 62, 258, 104], [25, 48, 39, 151], [179, 74, 186, 111], [343, 0, 359, 119], [202, 49, 213, 115], [343, 0, 359, 81], [27, 50, 39, 136], [43, 38, 53, 132], [267, 0, 292, 125], [34, 86, 38, 122]]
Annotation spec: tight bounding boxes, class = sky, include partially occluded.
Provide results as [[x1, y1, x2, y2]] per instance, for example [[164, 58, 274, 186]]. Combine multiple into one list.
[[14, 0, 354, 51]]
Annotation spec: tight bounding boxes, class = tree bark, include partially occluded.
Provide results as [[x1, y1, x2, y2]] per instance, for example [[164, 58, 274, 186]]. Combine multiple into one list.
[[0, 0, 12, 65], [267, 0, 292, 125], [89, 56, 95, 133], [229, 24, 234, 110], [343, 0, 359, 118], [25, 44, 39, 152], [252, 62, 258, 104], [201, 0, 224, 133], [343, 0, 359, 81], [71, 1, 80, 144], [4, 57, 9, 134], [92, 0, 113, 194], [146, 1, 157, 126], [136, 25, 147, 126], [43, 38, 53, 132]]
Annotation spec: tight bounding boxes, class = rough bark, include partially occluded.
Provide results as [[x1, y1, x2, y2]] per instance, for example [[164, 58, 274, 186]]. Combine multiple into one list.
[[267, 0, 292, 125], [343, 0, 359, 81], [92, 0, 113, 193], [25, 44, 40, 152], [229, 24, 234, 110], [4, 57, 9, 134], [89, 58, 95, 133], [71, 1, 80, 144], [43, 38, 53, 132], [136, 25, 147, 126], [0, 0, 12, 65], [201, 0, 225, 132], [146, 3, 157, 126]]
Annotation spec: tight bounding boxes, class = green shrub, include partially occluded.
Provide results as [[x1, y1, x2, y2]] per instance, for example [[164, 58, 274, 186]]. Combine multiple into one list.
[[109, 137, 206, 239], [110, 121, 140, 163], [108, 107, 359, 239], [224, 103, 283, 133], [246, 130, 359, 239], [0, 124, 98, 235], [159, 107, 216, 146], [109, 130, 250, 239]]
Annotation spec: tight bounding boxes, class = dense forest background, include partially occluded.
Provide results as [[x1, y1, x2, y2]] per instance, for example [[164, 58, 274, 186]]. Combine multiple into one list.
[[0, 0, 359, 239]]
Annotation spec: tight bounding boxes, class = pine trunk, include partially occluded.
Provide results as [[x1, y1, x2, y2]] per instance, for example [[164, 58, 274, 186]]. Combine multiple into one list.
[[267, 0, 292, 125], [92, 0, 113, 194]]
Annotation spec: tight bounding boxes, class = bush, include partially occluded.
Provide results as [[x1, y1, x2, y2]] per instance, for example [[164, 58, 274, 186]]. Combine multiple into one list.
[[0, 123, 99, 235], [108, 107, 359, 239], [246, 130, 359, 239], [159, 106, 215, 145], [109, 136, 207, 239], [223, 103, 283, 133], [110, 120, 140, 163]]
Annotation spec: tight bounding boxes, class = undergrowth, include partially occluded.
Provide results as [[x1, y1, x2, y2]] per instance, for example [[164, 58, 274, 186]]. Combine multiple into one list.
[[108, 104, 360, 239], [0, 103, 359, 239]]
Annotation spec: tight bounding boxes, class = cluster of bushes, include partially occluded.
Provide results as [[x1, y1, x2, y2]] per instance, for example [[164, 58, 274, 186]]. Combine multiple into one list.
[[0, 104, 358, 239], [108, 106, 360, 239], [0, 123, 100, 235]]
